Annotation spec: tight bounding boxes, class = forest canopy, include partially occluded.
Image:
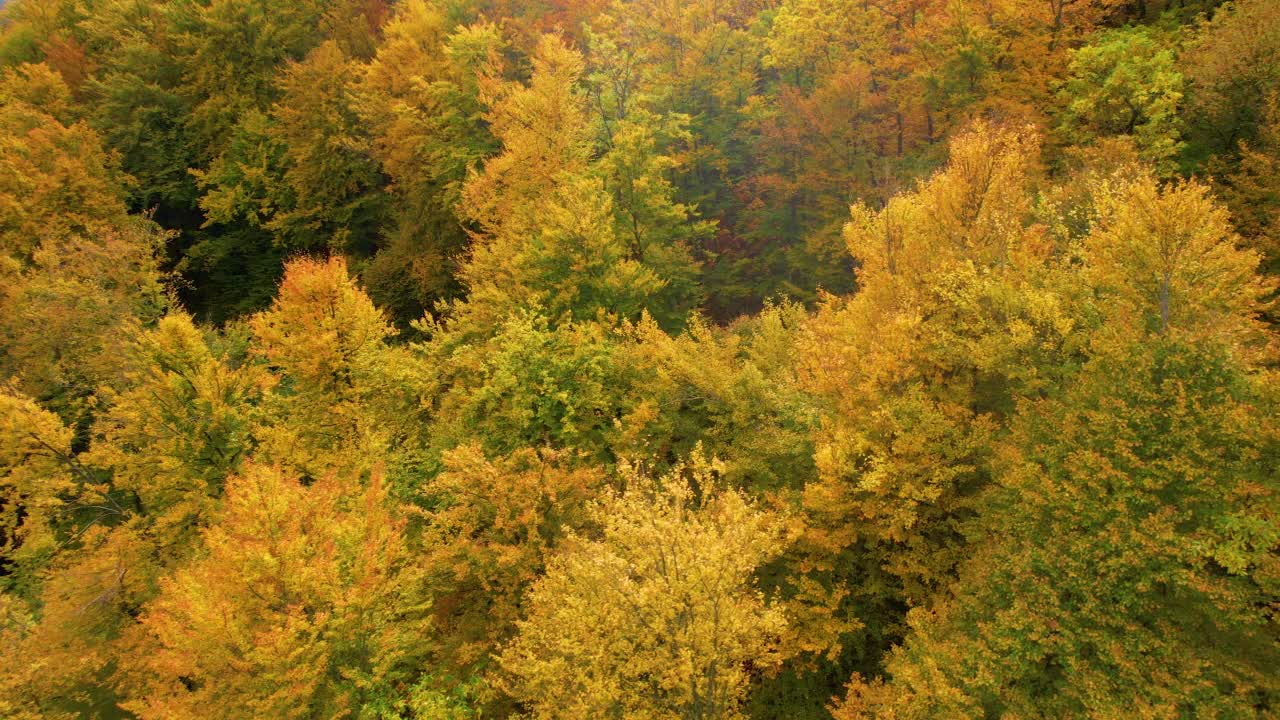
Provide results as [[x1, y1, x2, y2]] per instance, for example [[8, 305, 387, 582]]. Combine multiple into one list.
[[0, 0, 1277, 718]]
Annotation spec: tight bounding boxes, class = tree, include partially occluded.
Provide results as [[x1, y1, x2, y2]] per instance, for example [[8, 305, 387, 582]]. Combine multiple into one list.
[[0, 389, 77, 592], [269, 40, 387, 255], [777, 123, 1108, 708], [247, 256, 426, 481], [735, 62, 887, 305], [593, 112, 710, 326], [170, 0, 327, 162], [0, 63, 132, 260], [423, 311, 629, 464], [356, 2, 501, 321], [85, 313, 264, 552], [0, 388, 157, 719], [77, 0, 198, 214], [453, 33, 702, 335], [4, 0, 1280, 716], [1083, 172, 1271, 345], [194, 39, 389, 256], [422, 445, 606, 675], [125, 463, 434, 719], [1058, 26, 1185, 174], [499, 455, 792, 720], [1181, 0, 1280, 162], [0, 65, 167, 418], [1214, 95, 1280, 281], [0, 318, 254, 719], [0, 256, 425, 719], [589, 0, 760, 213], [798, 122, 1064, 605], [0, 219, 167, 420], [836, 339, 1280, 718], [617, 305, 818, 493], [835, 136, 1277, 720]]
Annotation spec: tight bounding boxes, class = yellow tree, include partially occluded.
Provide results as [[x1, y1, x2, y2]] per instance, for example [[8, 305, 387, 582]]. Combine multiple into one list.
[[248, 255, 426, 482], [356, 2, 502, 319], [171, 0, 329, 162], [0, 218, 167, 417], [422, 444, 606, 674], [588, 0, 760, 203], [834, 147, 1278, 720], [453, 33, 700, 336], [799, 122, 1067, 592], [0, 389, 77, 593], [2, 258, 431, 718], [1083, 172, 1272, 346], [791, 123, 1087, 680], [836, 343, 1280, 718], [616, 305, 819, 493], [125, 463, 433, 720], [86, 313, 266, 554], [499, 455, 792, 720], [194, 39, 389, 256], [0, 63, 167, 418], [0, 63, 129, 260], [0, 387, 155, 719], [1, 316, 260, 718], [836, 205, 1278, 715], [1182, 0, 1280, 163]]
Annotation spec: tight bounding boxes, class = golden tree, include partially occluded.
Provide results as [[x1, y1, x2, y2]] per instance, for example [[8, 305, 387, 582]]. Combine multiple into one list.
[[499, 455, 792, 720]]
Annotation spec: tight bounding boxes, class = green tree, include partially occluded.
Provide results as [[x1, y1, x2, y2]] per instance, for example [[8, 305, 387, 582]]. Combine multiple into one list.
[[1059, 26, 1185, 174], [453, 34, 703, 335], [837, 339, 1280, 718]]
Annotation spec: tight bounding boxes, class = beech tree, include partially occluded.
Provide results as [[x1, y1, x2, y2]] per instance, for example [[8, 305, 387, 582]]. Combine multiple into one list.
[[453, 33, 703, 335], [0, 63, 166, 417], [247, 255, 427, 483], [1059, 26, 1185, 173], [797, 124, 1071, 632], [126, 463, 433, 720], [1182, 0, 1280, 161], [2, 1, 1280, 716], [356, 1, 500, 320], [835, 140, 1277, 720], [422, 445, 606, 675], [499, 456, 792, 720], [837, 342, 1280, 719]]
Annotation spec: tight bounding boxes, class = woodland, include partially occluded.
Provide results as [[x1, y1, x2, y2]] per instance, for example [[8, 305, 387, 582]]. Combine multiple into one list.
[[0, 0, 1277, 717]]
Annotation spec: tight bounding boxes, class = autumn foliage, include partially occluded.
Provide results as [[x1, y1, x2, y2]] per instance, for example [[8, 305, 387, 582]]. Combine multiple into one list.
[[1, 0, 1278, 718]]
